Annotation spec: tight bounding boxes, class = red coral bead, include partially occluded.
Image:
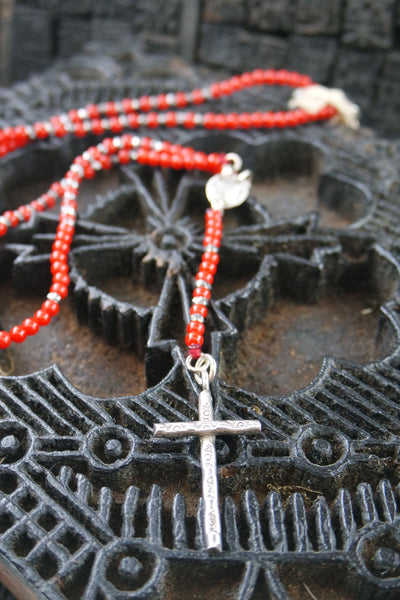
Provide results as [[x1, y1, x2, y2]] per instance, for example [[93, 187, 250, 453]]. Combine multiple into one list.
[[42, 300, 60, 316], [203, 236, 221, 247], [51, 261, 69, 275], [50, 251, 67, 264], [200, 260, 218, 275], [10, 326, 27, 343], [53, 272, 70, 286], [202, 251, 220, 265], [193, 287, 211, 301], [175, 92, 188, 107], [50, 283, 68, 298], [0, 222, 7, 236], [110, 117, 123, 133], [146, 113, 159, 128], [86, 104, 100, 119], [190, 304, 208, 318], [139, 96, 151, 111], [191, 89, 204, 104], [73, 122, 86, 137], [156, 94, 169, 110], [118, 149, 131, 165], [91, 119, 105, 135], [22, 318, 39, 336], [3, 211, 19, 227], [196, 270, 214, 284], [185, 332, 203, 348], [34, 310, 51, 326], [187, 321, 205, 335], [34, 122, 49, 139], [0, 331, 11, 349], [165, 112, 178, 127]]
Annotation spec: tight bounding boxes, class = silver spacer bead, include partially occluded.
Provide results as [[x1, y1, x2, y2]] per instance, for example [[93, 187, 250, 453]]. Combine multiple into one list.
[[96, 143, 108, 154], [201, 86, 212, 99], [112, 137, 123, 148], [165, 92, 176, 106], [43, 122, 53, 134], [47, 292, 62, 303], [148, 95, 158, 108], [0, 216, 12, 227], [77, 108, 88, 120], [24, 125, 36, 140], [61, 217, 76, 226], [192, 297, 209, 306], [13, 210, 25, 223], [175, 112, 186, 125], [113, 101, 123, 112], [61, 205, 77, 216], [82, 121, 92, 132], [195, 279, 211, 290], [137, 114, 146, 125], [193, 113, 203, 125], [118, 115, 129, 127], [152, 140, 163, 151], [130, 99, 140, 111], [97, 103, 108, 113], [190, 314, 205, 323], [131, 136, 141, 147], [129, 150, 138, 161], [100, 119, 110, 129], [63, 178, 79, 189], [70, 164, 85, 177], [204, 244, 220, 253], [156, 113, 167, 125]]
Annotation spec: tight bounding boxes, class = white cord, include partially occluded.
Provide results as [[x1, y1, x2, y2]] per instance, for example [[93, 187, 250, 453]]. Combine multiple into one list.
[[288, 84, 360, 129]]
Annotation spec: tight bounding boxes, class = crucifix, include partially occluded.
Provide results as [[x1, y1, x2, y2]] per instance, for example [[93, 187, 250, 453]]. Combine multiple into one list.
[[154, 354, 262, 551]]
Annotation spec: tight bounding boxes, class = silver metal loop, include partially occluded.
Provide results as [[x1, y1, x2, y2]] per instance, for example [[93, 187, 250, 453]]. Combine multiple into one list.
[[186, 353, 217, 386], [224, 152, 243, 173]]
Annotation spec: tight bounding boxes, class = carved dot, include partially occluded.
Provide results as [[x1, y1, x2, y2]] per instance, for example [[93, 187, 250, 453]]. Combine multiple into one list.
[[297, 426, 348, 467], [153, 227, 189, 251], [216, 439, 230, 462], [373, 547, 400, 578], [118, 556, 143, 582], [0, 423, 31, 463], [0, 435, 20, 456], [310, 438, 333, 465], [88, 426, 134, 466], [104, 438, 123, 461]]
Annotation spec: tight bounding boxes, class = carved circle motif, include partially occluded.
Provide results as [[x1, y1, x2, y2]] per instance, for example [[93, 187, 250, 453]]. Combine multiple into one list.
[[296, 425, 349, 467], [86, 426, 136, 468], [0, 422, 31, 464], [99, 541, 164, 596], [357, 525, 400, 582]]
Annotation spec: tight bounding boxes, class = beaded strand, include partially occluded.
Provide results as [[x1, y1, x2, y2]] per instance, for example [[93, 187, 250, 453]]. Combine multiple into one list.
[[0, 68, 338, 356]]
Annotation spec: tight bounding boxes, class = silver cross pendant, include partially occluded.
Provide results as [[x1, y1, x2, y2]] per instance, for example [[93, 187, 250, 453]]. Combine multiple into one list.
[[153, 354, 261, 552]]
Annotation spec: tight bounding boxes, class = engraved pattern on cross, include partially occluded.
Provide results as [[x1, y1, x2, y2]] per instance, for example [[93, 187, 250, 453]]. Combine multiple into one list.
[[153, 387, 261, 551]]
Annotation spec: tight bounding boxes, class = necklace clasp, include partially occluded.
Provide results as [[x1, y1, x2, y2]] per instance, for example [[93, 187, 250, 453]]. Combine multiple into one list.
[[205, 152, 252, 212]]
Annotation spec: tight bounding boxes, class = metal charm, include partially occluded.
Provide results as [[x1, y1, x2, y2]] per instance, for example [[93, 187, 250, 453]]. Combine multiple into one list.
[[153, 354, 261, 552], [205, 153, 252, 212]]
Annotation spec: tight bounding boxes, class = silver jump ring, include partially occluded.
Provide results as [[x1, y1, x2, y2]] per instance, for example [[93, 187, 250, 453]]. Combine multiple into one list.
[[186, 353, 217, 385]]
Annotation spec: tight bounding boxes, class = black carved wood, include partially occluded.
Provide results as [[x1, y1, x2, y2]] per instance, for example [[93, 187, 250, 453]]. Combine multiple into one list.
[[0, 45, 399, 599]]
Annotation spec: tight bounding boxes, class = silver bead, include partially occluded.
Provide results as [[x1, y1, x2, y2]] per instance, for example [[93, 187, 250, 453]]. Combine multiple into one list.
[[204, 244, 220, 253], [190, 314, 205, 323], [192, 297, 209, 306], [195, 279, 211, 290], [47, 292, 62, 303]]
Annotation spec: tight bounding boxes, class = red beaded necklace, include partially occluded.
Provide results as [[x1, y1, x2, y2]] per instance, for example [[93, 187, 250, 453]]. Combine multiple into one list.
[[0, 68, 338, 356]]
